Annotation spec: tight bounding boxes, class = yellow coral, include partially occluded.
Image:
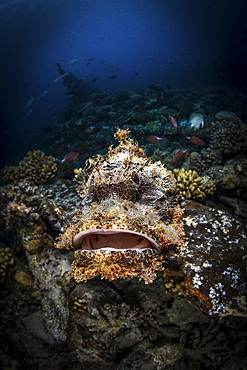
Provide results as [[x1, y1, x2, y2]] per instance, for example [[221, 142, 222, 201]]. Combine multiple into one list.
[[18, 150, 57, 184], [173, 168, 215, 199], [15, 270, 34, 288], [72, 297, 87, 313], [201, 177, 216, 195]]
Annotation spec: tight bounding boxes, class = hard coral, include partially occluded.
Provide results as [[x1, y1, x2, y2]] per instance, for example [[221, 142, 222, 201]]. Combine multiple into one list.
[[72, 296, 87, 313], [0, 165, 20, 184], [0, 244, 14, 283], [210, 120, 246, 155], [204, 158, 247, 201], [6, 201, 32, 229], [56, 129, 184, 283], [28, 224, 54, 254], [189, 147, 222, 175], [173, 168, 215, 199]]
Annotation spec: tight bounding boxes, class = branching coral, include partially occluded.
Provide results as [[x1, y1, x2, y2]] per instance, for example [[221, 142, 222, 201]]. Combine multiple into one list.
[[173, 168, 215, 199], [1, 150, 58, 185], [18, 150, 57, 184], [0, 165, 20, 184]]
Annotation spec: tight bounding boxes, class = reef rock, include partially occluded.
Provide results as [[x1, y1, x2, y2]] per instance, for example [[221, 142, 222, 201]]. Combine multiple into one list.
[[171, 200, 247, 316], [215, 111, 240, 123]]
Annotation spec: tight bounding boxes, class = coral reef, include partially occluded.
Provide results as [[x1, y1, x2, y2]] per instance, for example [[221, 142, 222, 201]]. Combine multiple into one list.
[[1, 87, 247, 369], [210, 120, 246, 155], [1, 150, 58, 185], [172, 168, 215, 199], [215, 110, 241, 123], [56, 62, 92, 104], [57, 161, 77, 180], [151, 149, 171, 168], [18, 150, 57, 184], [72, 296, 87, 313], [56, 128, 184, 283], [0, 243, 14, 283], [28, 224, 54, 254], [204, 158, 247, 201], [5, 200, 32, 229], [0, 165, 20, 184], [177, 200, 247, 316], [189, 147, 222, 175]]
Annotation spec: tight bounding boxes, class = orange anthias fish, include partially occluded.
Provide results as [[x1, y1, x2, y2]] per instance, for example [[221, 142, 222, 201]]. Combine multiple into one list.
[[61, 152, 79, 162], [186, 136, 205, 145], [170, 149, 188, 167], [169, 114, 178, 127], [147, 135, 163, 144]]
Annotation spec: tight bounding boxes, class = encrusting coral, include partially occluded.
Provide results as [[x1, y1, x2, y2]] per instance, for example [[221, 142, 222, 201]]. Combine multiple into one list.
[[56, 128, 184, 284], [172, 168, 216, 199]]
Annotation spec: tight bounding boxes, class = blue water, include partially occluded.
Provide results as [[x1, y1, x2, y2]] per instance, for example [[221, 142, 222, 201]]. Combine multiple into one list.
[[0, 0, 247, 167]]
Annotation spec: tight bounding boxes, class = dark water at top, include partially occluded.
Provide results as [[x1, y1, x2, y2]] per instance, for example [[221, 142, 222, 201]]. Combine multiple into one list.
[[0, 0, 247, 167]]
